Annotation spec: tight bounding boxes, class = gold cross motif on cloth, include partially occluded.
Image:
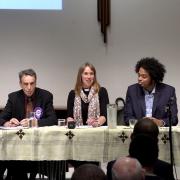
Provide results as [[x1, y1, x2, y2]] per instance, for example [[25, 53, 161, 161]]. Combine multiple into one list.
[[16, 129, 25, 140], [65, 131, 75, 140], [118, 131, 128, 143], [161, 134, 169, 144]]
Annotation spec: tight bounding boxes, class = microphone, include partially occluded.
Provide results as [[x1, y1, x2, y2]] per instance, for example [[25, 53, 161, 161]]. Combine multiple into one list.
[[166, 96, 175, 175], [165, 96, 174, 112], [169, 96, 175, 105]]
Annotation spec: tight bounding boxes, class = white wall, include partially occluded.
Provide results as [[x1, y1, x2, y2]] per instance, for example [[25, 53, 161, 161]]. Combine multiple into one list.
[[0, 0, 180, 119]]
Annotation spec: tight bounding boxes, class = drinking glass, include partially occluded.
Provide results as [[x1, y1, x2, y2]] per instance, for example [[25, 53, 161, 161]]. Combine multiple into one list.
[[107, 104, 117, 129], [129, 119, 137, 128], [28, 112, 38, 128], [58, 119, 66, 127]]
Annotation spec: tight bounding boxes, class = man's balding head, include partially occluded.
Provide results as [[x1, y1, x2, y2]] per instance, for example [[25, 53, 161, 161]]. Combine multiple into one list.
[[112, 157, 145, 180]]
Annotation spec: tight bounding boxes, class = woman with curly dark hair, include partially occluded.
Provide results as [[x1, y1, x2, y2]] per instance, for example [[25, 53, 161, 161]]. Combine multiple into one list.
[[124, 57, 178, 126]]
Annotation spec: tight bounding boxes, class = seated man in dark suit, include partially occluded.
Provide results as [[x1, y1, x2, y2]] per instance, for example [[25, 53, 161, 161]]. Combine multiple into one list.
[[124, 57, 178, 126], [0, 69, 58, 180], [107, 118, 174, 180]]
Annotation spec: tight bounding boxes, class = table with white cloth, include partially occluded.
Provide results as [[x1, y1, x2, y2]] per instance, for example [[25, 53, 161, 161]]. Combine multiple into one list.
[[1, 125, 180, 166]]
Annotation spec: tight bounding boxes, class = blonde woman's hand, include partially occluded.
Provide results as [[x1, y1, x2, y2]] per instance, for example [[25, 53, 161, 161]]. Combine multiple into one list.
[[87, 118, 100, 127]]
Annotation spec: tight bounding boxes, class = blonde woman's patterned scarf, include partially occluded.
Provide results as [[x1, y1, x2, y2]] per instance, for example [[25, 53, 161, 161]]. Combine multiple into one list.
[[73, 87, 100, 124]]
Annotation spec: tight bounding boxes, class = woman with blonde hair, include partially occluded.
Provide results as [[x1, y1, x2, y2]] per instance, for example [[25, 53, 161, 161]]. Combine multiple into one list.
[[67, 62, 109, 127]]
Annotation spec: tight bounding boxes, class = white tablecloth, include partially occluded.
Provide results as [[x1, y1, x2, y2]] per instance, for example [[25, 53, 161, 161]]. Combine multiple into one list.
[[0, 126, 180, 165]]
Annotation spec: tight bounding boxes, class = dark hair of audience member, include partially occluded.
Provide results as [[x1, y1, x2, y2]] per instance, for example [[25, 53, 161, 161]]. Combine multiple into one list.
[[71, 163, 106, 180], [129, 134, 159, 167], [131, 118, 159, 141]]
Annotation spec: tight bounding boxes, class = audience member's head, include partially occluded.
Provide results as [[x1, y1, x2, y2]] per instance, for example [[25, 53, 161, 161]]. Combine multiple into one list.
[[112, 157, 145, 180], [129, 134, 159, 170], [71, 163, 106, 180], [131, 118, 159, 141]]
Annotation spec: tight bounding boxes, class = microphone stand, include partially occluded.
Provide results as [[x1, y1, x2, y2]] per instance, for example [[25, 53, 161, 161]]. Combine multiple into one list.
[[166, 102, 174, 175]]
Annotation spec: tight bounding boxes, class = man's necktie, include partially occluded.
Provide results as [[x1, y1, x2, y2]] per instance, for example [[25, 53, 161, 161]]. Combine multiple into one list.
[[26, 98, 33, 118]]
